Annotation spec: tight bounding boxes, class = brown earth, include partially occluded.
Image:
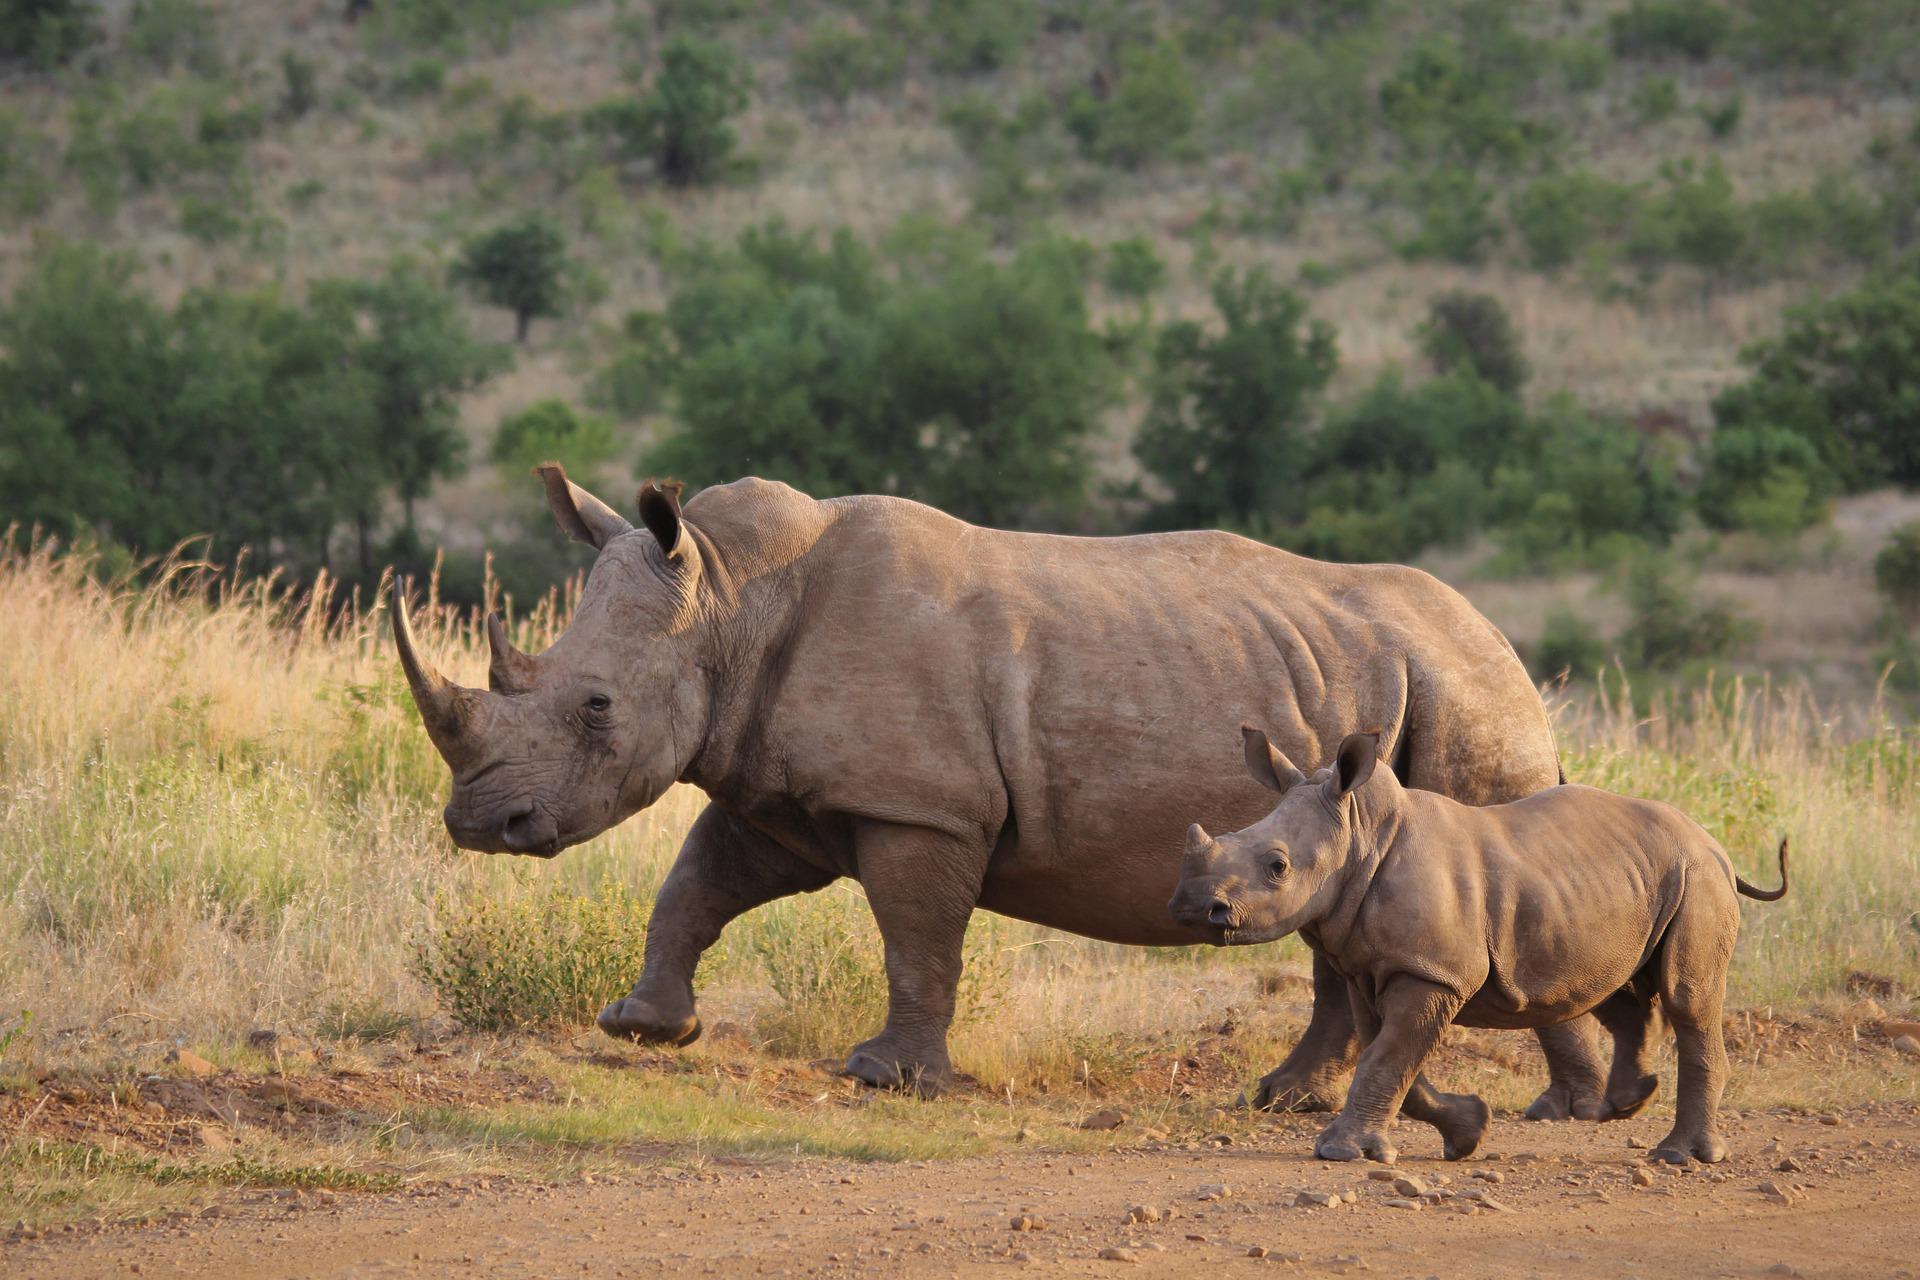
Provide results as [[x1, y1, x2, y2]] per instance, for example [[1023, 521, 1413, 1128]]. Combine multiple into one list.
[[8, 1102, 1918, 1280]]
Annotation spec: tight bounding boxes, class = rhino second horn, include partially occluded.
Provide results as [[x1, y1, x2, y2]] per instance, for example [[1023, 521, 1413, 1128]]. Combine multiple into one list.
[[486, 612, 538, 694], [390, 578, 481, 767]]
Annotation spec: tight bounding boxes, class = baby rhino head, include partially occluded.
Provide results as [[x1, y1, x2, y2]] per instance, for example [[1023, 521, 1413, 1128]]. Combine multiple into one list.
[[1168, 727, 1380, 945]]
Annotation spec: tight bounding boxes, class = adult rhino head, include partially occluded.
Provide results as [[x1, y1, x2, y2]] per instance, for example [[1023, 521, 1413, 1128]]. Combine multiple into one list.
[[393, 465, 711, 857]]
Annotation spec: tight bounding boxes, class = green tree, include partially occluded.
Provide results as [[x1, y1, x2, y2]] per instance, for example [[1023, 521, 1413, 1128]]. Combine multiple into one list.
[[492, 399, 616, 483], [1695, 425, 1832, 537], [1712, 264, 1920, 490], [0, 0, 99, 69], [1134, 268, 1339, 528], [1418, 291, 1528, 394], [643, 33, 750, 186], [1875, 521, 1920, 622], [451, 214, 570, 343], [1065, 41, 1198, 169]]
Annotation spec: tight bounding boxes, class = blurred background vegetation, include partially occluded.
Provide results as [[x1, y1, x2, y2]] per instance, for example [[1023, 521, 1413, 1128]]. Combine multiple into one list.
[[3, 0, 1920, 702]]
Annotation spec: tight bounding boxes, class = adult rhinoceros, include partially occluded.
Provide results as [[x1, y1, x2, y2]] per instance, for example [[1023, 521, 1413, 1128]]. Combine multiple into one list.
[[392, 466, 1610, 1118]]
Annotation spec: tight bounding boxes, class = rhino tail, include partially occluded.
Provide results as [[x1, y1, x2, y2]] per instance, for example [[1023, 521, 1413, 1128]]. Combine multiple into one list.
[[1737, 837, 1790, 902]]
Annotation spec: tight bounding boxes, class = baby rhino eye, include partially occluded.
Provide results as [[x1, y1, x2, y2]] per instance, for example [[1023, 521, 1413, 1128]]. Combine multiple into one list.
[[1267, 853, 1289, 878], [585, 694, 612, 714]]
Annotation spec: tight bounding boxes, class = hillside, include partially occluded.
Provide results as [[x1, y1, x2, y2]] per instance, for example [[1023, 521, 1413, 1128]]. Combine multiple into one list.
[[3, 0, 1919, 697]]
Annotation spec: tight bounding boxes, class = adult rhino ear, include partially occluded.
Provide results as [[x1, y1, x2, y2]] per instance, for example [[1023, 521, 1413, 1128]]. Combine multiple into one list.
[[1242, 723, 1307, 794], [1332, 730, 1381, 799], [636, 478, 688, 560], [537, 462, 633, 550]]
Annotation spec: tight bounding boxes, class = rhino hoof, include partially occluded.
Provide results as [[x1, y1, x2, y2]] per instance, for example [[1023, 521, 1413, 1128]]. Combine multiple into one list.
[[1605, 1074, 1660, 1120], [1651, 1131, 1727, 1165], [1314, 1126, 1395, 1164], [843, 1045, 949, 1098], [1438, 1095, 1492, 1161], [596, 999, 701, 1046], [1250, 1070, 1343, 1114]]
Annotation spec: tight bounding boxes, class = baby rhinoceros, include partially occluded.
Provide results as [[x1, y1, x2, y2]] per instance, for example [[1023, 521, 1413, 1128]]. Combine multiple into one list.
[[1169, 726, 1789, 1167]]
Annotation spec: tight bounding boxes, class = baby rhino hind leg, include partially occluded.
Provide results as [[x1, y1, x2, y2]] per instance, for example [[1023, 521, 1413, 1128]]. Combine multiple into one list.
[[1592, 983, 1662, 1120], [1652, 893, 1738, 1165], [1401, 1074, 1491, 1161]]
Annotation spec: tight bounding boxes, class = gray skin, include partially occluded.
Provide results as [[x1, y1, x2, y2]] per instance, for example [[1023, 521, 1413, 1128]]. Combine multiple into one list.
[[392, 464, 1613, 1112], [1169, 725, 1790, 1166]]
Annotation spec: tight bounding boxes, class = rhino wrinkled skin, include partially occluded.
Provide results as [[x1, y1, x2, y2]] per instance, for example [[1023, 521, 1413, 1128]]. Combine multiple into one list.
[[393, 466, 1609, 1109], [1171, 726, 1790, 1165]]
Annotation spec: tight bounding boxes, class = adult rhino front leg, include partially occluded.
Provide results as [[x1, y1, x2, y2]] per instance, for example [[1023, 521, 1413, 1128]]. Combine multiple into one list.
[[1246, 949, 1358, 1113], [841, 820, 990, 1097], [601, 804, 835, 1045]]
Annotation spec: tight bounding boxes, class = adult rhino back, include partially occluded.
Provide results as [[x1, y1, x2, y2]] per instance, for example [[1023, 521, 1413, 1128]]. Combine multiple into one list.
[[395, 470, 1603, 1112]]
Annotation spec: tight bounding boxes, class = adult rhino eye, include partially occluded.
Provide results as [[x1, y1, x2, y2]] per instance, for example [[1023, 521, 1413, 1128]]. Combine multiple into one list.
[[585, 694, 612, 714]]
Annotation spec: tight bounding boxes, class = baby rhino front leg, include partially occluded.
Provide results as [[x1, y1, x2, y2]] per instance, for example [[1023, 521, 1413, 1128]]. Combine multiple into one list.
[[1316, 978, 1481, 1164]]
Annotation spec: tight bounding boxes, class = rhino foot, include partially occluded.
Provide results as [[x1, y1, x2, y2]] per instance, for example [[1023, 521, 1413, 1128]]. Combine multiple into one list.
[[1651, 1129, 1727, 1166], [1521, 1081, 1611, 1123], [1434, 1094, 1491, 1161], [1244, 1065, 1347, 1114], [1605, 1073, 1660, 1121], [597, 997, 701, 1046], [843, 1038, 951, 1099], [1313, 1123, 1397, 1164]]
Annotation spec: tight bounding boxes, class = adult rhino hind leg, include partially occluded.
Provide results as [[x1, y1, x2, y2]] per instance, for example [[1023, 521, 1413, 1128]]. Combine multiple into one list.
[[601, 804, 834, 1045], [841, 822, 989, 1098], [1592, 984, 1662, 1120], [1246, 949, 1358, 1113]]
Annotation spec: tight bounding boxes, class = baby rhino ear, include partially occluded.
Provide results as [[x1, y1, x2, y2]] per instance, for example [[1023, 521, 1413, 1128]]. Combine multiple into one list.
[[1332, 731, 1381, 798], [1242, 723, 1307, 794], [637, 478, 688, 560]]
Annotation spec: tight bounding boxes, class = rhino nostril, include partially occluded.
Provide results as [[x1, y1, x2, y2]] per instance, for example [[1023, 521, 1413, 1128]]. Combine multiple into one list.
[[1207, 900, 1235, 928]]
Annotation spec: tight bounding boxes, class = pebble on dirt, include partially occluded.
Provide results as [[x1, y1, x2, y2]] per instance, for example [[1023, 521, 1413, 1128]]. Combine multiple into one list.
[[1893, 1034, 1920, 1058], [1196, 1184, 1232, 1201], [1125, 1205, 1161, 1224], [1098, 1246, 1138, 1263], [1080, 1109, 1127, 1131]]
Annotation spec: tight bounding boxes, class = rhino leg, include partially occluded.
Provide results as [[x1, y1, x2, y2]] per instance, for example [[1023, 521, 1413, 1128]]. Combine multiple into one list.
[[1523, 1018, 1613, 1122], [841, 822, 988, 1098], [1314, 977, 1464, 1164], [1247, 949, 1358, 1112], [1592, 985, 1662, 1119], [601, 804, 834, 1045]]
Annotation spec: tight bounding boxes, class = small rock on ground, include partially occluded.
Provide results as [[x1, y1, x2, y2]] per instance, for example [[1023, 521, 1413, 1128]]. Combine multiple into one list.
[[1098, 1246, 1137, 1263]]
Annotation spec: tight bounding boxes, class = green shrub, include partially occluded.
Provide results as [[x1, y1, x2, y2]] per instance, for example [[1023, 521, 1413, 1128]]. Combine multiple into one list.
[[1418, 290, 1527, 394], [1630, 159, 1745, 274], [179, 194, 243, 243], [0, 0, 100, 69], [642, 33, 751, 185], [1491, 399, 1687, 569], [1608, 0, 1730, 61], [1695, 425, 1832, 536], [394, 57, 446, 98], [492, 398, 616, 483], [1697, 94, 1742, 138], [929, 0, 1034, 74], [587, 309, 676, 419], [1617, 555, 1756, 670], [1135, 267, 1338, 528], [412, 885, 652, 1033], [280, 51, 319, 119], [126, 0, 217, 75], [1556, 37, 1612, 91], [1742, 0, 1864, 73], [1875, 522, 1920, 621], [1241, 168, 1317, 236], [1399, 169, 1496, 265], [790, 20, 903, 106], [451, 214, 570, 343], [1630, 75, 1681, 125], [1377, 30, 1549, 169], [1509, 170, 1639, 272], [1065, 41, 1198, 169], [1535, 608, 1610, 682], [1101, 235, 1165, 300]]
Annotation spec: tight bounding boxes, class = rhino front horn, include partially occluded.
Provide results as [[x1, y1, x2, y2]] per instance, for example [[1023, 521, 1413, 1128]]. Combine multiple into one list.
[[390, 578, 481, 767], [1186, 823, 1214, 852]]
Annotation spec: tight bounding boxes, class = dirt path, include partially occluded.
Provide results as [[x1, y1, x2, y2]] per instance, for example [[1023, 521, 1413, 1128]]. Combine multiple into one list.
[[10, 1105, 1918, 1279]]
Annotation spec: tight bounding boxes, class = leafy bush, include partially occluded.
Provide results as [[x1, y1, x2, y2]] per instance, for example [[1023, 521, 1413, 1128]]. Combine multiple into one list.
[[1418, 291, 1528, 394], [790, 20, 903, 106], [587, 309, 676, 419], [1608, 0, 1731, 61], [1101, 235, 1165, 300], [412, 885, 651, 1032], [1875, 522, 1920, 621], [1631, 75, 1681, 125], [1377, 29, 1549, 170], [1697, 94, 1742, 138], [1695, 425, 1832, 537], [451, 214, 570, 343], [1065, 41, 1198, 169], [1491, 399, 1686, 569], [929, 0, 1034, 74], [1399, 169, 1496, 265], [1240, 168, 1317, 236], [1629, 159, 1745, 274], [492, 399, 616, 483], [1712, 264, 1920, 489], [126, 0, 217, 74], [639, 33, 751, 185], [1509, 170, 1639, 271], [280, 51, 319, 119], [1741, 0, 1864, 73], [0, 0, 99, 69], [1616, 555, 1756, 670], [1135, 267, 1339, 528], [1535, 608, 1610, 682]]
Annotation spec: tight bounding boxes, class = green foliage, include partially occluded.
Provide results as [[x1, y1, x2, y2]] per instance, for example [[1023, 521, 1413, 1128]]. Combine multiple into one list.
[[1741, 0, 1864, 73], [1712, 264, 1920, 490], [1135, 268, 1338, 528], [1240, 168, 1317, 236], [1101, 235, 1166, 300], [790, 20, 902, 106], [1535, 608, 1610, 682], [0, 0, 99, 69], [1698, 94, 1742, 139], [1491, 398, 1687, 570], [929, 0, 1034, 74], [394, 56, 446, 99], [280, 51, 319, 119], [644, 221, 1110, 527], [1418, 290, 1527, 394], [412, 884, 651, 1032], [1630, 75, 1681, 125], [1874, 522, 1920, 620], [1065, 42, 1199, 169], [492, 399, 616, 484], [451, 214, 570, 343], [587, 309, 676, 419], [1696, 426, 1832, 536], [1616, 555, 1756, 670], [1398, 169, 1496, 264], [126, 0, 218, 75], [1376, 19, 1550, 170], [1509, 169, 1638, 271], [635, 33, 751, 186], [1629, 159, 1745, 274], [1607, 0, 1730, 61]]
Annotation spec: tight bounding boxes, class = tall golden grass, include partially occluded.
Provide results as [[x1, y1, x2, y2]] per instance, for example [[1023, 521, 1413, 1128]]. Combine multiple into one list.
[[0, 542, 1913, 1094]]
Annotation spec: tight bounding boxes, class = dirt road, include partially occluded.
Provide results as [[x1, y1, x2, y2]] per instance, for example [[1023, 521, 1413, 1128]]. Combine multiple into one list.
[[9, 1104, 1917, 1279]]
